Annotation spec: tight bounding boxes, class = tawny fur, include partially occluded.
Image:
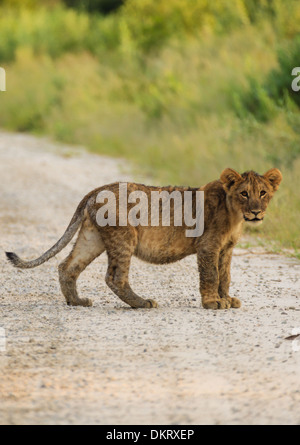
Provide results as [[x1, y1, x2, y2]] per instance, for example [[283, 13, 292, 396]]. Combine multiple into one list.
[[6, 168, 282, 309]]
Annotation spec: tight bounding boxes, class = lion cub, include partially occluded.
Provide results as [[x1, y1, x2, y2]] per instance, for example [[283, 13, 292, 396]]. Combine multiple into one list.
[[6, 168, 282, 310]]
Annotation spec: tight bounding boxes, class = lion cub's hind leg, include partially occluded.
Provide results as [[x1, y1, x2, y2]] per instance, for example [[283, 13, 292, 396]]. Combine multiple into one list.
[[105, 244, 158, 309], [58, 217, 105, 307]]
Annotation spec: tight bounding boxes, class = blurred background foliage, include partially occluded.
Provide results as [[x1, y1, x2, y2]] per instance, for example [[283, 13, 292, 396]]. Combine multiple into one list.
[[0, 0, 299, 252]]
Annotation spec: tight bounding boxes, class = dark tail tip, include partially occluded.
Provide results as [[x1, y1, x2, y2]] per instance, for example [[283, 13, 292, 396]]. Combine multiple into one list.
[[5, 252, 19, 267]]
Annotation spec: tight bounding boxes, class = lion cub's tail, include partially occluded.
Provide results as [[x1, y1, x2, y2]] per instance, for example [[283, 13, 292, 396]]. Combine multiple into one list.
[[5, 194, 91, 269]]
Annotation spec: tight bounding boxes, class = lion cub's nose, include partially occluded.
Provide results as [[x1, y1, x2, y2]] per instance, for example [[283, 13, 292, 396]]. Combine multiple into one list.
[[251, 210, 261, 216]]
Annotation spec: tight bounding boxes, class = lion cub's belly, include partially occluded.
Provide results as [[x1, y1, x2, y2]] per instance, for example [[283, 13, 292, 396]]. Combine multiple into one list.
[[134, 228, 195, 264]]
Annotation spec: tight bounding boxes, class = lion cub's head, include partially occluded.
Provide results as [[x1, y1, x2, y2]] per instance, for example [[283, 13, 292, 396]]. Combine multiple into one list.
[[220, 168, 282, 224]]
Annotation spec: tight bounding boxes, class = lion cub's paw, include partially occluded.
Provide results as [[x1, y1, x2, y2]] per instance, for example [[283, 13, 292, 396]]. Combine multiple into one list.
[[230, 297, 241, 308], [146, 299, 159, 308], [202, 298, 229, 310], [221, 298, 232, 309], [202, 300, 219, 310], [82, 298, 93, 307], [67, 298, 93, 307]]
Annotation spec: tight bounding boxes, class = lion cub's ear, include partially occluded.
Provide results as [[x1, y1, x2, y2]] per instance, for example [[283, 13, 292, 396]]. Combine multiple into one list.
[[263, 168, 282, 191], [220, 168, 242, 191]]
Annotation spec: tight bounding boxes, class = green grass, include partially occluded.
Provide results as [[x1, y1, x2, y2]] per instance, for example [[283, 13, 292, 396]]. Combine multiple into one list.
[[0, 1, 299, 254]]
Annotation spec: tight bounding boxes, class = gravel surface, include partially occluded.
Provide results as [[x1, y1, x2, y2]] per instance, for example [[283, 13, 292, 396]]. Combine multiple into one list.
[[0, 131, 299, 425]]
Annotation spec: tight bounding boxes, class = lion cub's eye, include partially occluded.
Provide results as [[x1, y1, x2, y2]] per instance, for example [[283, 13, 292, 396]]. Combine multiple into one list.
[[240, 191, 248, 198], [260, 190, 266, 197]]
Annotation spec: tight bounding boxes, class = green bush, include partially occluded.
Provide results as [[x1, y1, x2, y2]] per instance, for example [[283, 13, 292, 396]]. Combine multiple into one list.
[[119, 0, 250, 52], [62, 0, 125, 14], [232, 32, 300, 122], [233, 78, 278, 122], [0, 0, 299, 62], [0, 5, 122, 62]]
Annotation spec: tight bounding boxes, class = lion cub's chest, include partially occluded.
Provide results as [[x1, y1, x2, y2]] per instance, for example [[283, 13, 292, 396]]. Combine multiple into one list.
[[223, 221, 243, 249]]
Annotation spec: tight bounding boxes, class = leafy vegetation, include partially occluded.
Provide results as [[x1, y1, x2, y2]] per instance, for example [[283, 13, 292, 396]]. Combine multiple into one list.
[[0, 0, 299, 252]]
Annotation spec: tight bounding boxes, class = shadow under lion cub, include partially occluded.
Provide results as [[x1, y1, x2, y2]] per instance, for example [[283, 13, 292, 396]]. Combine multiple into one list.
[[6, 168, 282, 310]]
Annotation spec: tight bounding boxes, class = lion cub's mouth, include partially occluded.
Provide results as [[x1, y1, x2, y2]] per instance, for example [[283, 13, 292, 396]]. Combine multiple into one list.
[[243, 216, 264, 223]]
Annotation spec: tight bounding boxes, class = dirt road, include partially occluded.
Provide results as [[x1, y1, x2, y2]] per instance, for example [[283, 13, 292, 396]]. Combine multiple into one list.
[[0, 131, 299, 425]]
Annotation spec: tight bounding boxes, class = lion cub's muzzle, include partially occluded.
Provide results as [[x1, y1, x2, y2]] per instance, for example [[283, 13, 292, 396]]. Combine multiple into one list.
[[243, 210, 264, 223]]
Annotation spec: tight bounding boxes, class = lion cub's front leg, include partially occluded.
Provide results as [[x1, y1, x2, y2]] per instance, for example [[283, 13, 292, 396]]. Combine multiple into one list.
[[197, 249, 230, 310], [218, 246, 241, 309]]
